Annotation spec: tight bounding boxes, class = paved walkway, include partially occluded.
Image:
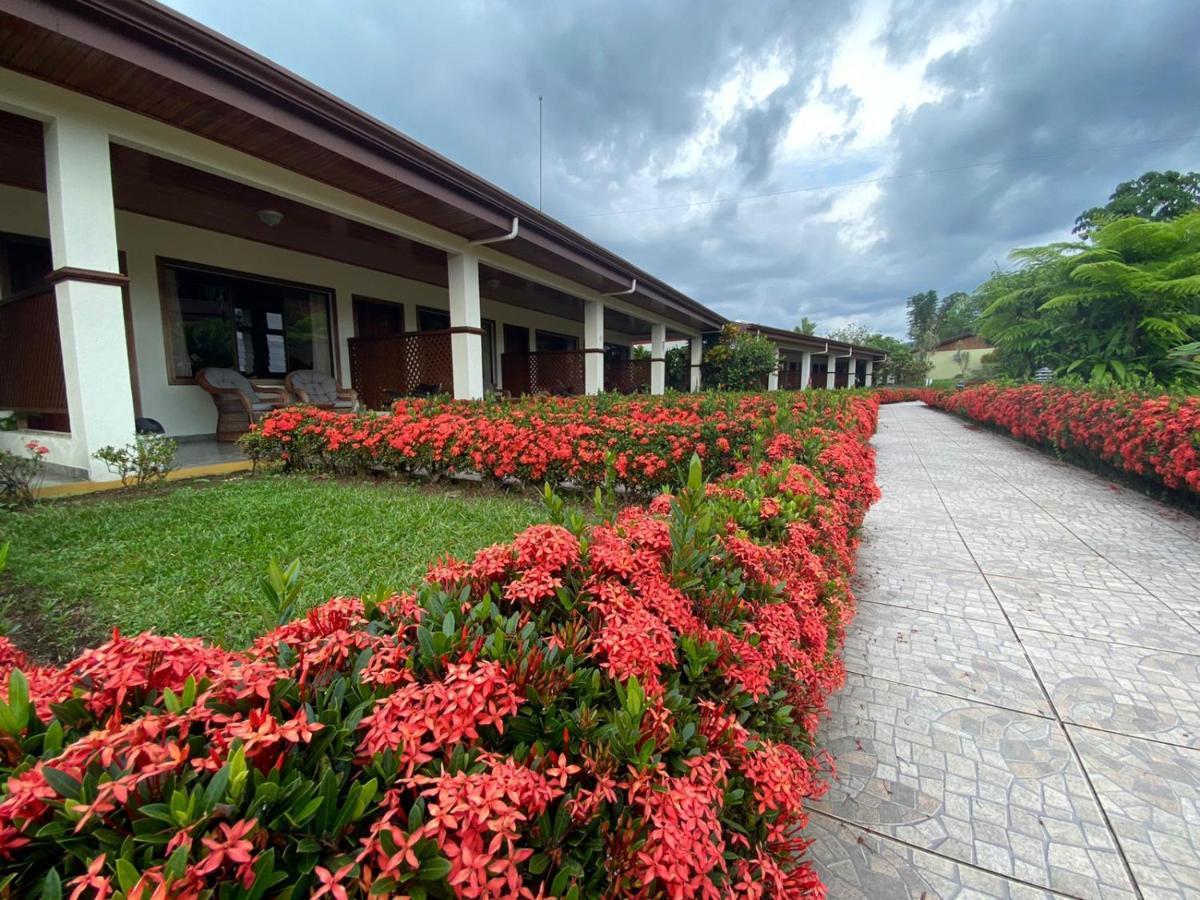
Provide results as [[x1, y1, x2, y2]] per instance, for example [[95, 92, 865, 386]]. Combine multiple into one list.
[[809, 402, 1200, 899]]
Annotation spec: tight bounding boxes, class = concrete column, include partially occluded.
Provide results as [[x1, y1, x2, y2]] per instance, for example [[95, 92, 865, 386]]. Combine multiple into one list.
[[865, 359, 874, 387], [494, 320, 506, 391], [689, 336, 703, 391], [800, 351, 812, 389], [447, 252, 484, 400], [334, 285, 355, 389], [583, 299, 604, 395], [44, 115, 136, 481], [847, 356, 857, 388], [767, 348, 780, 391], [649, 323, 666, 395], [825, 356, 836, 390]]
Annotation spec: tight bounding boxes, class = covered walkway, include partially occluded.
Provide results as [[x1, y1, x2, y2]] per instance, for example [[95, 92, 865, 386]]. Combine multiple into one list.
[[810, 401, 1200, 898]]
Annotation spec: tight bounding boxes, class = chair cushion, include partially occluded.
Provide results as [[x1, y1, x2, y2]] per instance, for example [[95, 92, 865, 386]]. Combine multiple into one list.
[[291, 369, 340, 404], [203, 368, 261, 402]]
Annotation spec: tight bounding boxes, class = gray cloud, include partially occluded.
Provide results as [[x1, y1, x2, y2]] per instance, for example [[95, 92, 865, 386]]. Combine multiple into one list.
[[166, 0, 1199, 339]]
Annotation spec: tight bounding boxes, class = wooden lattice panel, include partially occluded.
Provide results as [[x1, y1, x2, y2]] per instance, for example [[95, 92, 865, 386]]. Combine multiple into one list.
[[501, 351, 587, 396], [0, 288, 68, 415], [605, 358, 651, 393], [349, 331, 454, 409]]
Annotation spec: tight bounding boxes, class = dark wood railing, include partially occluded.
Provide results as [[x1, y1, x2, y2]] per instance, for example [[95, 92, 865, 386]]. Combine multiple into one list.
[[605, 358, 651, 394], [348, 330, 454, 410], [501, 350, 587, 397], [0, 282, 68, 415], [779, 370, 807, 390]]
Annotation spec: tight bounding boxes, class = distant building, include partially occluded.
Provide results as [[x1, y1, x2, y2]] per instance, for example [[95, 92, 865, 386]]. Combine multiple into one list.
[[926, 334, 993, 383]]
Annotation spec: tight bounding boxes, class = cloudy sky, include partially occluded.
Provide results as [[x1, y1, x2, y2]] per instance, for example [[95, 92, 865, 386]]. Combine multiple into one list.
[[165, 0, 1199, 337]]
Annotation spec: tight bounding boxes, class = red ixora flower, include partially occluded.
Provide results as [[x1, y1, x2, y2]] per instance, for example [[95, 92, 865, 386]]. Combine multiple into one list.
[[67, 854, 111, 900], [0, 390, 887, 899], [194, 818, 258, 882]]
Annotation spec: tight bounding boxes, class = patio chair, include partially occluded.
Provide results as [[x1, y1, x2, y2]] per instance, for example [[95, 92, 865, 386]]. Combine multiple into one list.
[[285, 369, 358, 411], [196, 368, 288, 441]]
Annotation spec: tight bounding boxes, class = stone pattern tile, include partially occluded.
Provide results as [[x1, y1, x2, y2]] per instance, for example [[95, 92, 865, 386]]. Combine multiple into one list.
[[854, 560, 1008, 624], [808, 402, 1200, 899], [1019, 630, 1200, 749], [989, 577, 1199, 655], [813, 674, 1132, 897], [806, 813, 1060, 900], [844, 602, 1049, 715], [1069, 729, 1200, 899]]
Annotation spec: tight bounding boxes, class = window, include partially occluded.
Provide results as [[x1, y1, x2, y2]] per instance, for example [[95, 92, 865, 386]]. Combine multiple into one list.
[[417, 306, 450, 331], [160, 260, 334, 382], [536, 330, 578, 352], [353, 296, 404, 338], [0, 233, 51, 296], [503, 323, 530, 354]]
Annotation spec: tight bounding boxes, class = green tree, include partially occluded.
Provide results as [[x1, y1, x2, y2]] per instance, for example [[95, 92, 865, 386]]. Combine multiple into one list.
[[905, 289, 939, 346], [664, 344, 690, 391], [827, 322, 874, 345], [867, 335, 929, 385], [905, 290, 980, 362], [1073, 170, 1200, 238], [934, 291, 983, 342], [977, 212, 1200, 386], [793, 316, 818, 335], [703, 324, 778, 390]]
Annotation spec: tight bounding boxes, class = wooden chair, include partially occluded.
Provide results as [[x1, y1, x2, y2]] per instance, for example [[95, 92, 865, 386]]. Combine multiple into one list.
[[196, 368, 288, 441], [284, 370, 357, 411]]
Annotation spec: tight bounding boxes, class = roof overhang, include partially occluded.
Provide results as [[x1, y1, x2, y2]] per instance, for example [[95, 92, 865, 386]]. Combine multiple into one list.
[[0, 0, 726, 333], [743, 323, 888, 360]]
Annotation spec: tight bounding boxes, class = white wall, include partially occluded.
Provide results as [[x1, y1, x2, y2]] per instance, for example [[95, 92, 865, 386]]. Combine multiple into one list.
[[0, 184, 644, 439]]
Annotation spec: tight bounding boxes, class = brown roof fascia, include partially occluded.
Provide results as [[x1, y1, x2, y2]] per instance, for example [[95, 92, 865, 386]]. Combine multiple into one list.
[[6, 0, 727, 329], [744, 322, 888, 359]]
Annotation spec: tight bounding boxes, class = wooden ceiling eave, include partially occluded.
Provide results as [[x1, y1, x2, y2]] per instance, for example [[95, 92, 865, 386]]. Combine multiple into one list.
[[0, 0, 729, 332]]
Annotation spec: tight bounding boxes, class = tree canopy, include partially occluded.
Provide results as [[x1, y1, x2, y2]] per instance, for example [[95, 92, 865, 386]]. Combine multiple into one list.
[[977, 212, 1200, 387], [905, 290, 982, 350], [1073, 170, 1200, 238], [702, 324, 778, 390], [793, 316, 818, 335]]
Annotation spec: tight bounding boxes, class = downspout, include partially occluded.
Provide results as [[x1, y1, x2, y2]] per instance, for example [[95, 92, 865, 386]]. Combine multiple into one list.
[[469, 216, 520, 246], [604, 278, 637, 296]]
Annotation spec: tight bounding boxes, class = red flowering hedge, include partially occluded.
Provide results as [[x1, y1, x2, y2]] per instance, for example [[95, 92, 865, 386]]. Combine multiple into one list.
[[0, 392, 880, 898], [927, 384, 1200, 495], [872, 387, 934, 404], [240, 394, 784, 492]]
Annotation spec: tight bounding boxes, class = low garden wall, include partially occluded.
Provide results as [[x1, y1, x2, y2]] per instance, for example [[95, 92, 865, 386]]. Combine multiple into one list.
[[0, 391, 881, 897], [876, 384, 1200, 496]]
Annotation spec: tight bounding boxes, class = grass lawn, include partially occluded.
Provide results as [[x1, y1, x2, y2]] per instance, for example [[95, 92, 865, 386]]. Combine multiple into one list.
[[0, 473, 550, 660]]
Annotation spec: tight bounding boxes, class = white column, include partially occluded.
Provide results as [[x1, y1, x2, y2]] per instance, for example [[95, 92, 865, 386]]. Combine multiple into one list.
[[767, 348, 780, 391], [689, 336, 703, 392], [447, 252, 484, 400], [865, 359, 874, 387], [334, 286, 355, 389], [825, 356, 836, 390], [494, 320, 506, 391], [847, 356, 857, 388], [800, 351, 812, 389], [583, 299, 604, 395], [44, 115, 136, 481], [649, 323, 666, 395]]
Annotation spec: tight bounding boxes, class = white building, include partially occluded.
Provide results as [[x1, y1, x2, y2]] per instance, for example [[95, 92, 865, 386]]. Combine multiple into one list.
[[0, 0, 883, 483]]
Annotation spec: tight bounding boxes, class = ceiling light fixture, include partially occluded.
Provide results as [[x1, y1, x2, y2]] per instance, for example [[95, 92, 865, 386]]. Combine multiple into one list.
[[257, 208, 284, 227]]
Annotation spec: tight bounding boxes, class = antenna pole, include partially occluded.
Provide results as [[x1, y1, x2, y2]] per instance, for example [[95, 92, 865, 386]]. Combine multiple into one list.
[[538, 94, 543, 210]]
